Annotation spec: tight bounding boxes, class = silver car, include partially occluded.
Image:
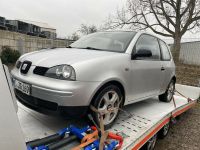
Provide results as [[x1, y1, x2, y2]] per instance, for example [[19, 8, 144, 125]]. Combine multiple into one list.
[[11, 31, 175, 128]]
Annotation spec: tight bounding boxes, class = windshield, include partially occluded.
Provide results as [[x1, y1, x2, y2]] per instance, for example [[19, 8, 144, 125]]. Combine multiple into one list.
[[70, 31, 137, 53]]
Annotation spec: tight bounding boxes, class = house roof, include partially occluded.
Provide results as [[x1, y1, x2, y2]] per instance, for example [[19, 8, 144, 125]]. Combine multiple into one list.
[[18, 19, 56, 30]]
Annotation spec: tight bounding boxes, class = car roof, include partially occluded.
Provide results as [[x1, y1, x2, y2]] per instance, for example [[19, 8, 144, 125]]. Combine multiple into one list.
[[99, 30, 137, 33], [92, 30, 168, 44]]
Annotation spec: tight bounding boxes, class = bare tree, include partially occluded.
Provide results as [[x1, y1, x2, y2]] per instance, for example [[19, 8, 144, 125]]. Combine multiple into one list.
[[79, 24, 98, 35], [67, 24, 97, 41], [106, 0, 200, 62], [68, 32, 80, 41]]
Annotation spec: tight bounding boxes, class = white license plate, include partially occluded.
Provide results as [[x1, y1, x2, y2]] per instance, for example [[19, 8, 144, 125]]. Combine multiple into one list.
[[14, 80, 31, 95]]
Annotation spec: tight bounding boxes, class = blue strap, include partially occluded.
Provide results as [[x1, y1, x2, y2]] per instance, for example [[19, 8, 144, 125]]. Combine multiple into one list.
[[105, 140, 119, 150], [57, 127, 70, 137], [35, 145, 49, 150], [69, 125, 91, 140], [84, 140, 99, 150], [26, 145, 33, 150]]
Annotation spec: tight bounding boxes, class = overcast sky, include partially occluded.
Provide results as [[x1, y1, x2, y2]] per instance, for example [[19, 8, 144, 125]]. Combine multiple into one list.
[[1, 0, 200, 43], [0, 0, 125, 38]]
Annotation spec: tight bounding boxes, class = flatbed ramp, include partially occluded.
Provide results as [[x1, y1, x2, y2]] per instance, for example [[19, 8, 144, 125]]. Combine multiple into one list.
[[18, 85, 199, 150], [110, 96, 196, 149]]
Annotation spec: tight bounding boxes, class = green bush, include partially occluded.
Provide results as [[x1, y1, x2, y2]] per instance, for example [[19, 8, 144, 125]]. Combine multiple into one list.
[[0, 46, 21, 64]]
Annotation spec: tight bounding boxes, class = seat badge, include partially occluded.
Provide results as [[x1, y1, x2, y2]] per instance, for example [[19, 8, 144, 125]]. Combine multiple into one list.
[[22, 64, 28, 70]]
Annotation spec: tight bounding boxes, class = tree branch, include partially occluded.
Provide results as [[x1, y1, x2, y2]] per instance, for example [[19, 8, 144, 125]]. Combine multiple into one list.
[[181, 0, 197, 35], [159, 0, 176, 27], [148, 0, 174, 35], [180, 0, 193, 18], [141, 11, 172, 37], [162, 0, 176, 10]]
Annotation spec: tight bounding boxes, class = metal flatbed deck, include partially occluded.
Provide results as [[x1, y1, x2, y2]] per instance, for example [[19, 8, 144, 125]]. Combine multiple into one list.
[[17, 84, 199, 150]]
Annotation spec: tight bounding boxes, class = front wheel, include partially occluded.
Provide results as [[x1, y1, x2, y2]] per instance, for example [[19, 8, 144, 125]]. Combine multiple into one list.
[[159, 80, 175, 102], [90, 85, 123, 129]]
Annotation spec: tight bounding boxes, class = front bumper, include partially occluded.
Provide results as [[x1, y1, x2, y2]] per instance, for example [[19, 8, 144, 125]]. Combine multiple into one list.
[[11, 67, 101, 114], [15, 89, 88, 117]]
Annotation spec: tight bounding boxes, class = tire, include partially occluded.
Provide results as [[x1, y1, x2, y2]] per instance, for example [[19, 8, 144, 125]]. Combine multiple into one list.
[[141, 134, 157, 150], [90, 85, 123, 129], [159, 79, 175, 102], [158, 122, 170, 139]]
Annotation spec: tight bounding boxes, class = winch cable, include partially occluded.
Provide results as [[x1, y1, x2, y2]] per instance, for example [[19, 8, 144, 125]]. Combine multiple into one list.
[[174, 89, 193, 102], [170, 88, 198, 124]]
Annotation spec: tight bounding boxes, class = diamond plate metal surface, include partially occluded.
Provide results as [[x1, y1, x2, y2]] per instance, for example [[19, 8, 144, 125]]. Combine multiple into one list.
[[110, 112, 154, 149]]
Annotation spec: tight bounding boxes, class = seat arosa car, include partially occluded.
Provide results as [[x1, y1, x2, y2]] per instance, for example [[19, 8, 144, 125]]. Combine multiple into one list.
[[11, 31, 175, 128]]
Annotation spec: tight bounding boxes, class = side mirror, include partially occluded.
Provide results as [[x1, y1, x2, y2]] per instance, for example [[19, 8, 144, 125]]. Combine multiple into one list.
[[132, 49, 152, 59]]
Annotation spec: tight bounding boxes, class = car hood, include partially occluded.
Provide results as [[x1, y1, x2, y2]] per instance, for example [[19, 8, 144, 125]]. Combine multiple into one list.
[[20, 48, 120, 67]]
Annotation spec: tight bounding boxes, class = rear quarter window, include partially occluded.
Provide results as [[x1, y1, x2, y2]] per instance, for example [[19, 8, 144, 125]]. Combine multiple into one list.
[[159, 40, 171, 61]]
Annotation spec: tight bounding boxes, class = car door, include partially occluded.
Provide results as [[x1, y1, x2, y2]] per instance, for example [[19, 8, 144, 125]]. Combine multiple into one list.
[[128, 34, 163, 103], [158, 40, 175, 92]]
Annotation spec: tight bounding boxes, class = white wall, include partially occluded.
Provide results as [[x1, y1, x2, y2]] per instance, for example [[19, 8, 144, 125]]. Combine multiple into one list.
[[0, 60, 26, 150], [179, 42, 200, 65]]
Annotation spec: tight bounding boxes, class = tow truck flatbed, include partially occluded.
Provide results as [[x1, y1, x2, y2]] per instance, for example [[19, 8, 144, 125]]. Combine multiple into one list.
[[17, 84, 200, 150], [1, 60, 199, 150]]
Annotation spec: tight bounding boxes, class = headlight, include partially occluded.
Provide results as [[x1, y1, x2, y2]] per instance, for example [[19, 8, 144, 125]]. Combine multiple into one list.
[[16, 60, 22, 69], [45, 65, 76, 80]]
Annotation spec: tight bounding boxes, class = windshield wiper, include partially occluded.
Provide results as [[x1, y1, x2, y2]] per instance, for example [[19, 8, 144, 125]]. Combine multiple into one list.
[[82, 47, 103, 50], [66, 45, 72, 48], [67, 46, 104, 51]]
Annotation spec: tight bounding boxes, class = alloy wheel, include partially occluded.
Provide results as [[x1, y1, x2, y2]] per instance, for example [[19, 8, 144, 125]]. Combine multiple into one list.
[[97, 90, 120, 125], [167, 82, 175, 101]]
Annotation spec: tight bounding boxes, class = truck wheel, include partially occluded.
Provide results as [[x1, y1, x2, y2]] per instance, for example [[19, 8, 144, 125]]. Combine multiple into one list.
[[141, 134, 157, 150], [158, 122, 170, 139], [91, 85, 123, 129], [159, 80, 175, 102]]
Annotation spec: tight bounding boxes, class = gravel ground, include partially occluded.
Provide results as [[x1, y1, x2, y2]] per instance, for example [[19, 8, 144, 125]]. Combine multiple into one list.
[[155, 103, 200, 150]]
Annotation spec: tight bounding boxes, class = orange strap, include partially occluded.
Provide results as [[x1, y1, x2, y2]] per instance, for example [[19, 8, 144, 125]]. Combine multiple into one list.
[[71, 126, 99, 150], [81, 130, 98, 143], [71, 138, 97, 150]]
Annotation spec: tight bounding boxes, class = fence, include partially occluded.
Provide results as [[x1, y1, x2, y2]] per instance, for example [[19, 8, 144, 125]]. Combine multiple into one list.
[[179, 41, 200, 65], [170, 41, 200, 66], [169, 41, 200, 86], [0, 30, 73, 54]]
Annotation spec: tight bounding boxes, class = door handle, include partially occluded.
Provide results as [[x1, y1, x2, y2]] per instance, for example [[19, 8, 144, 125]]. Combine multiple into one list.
[[161, 67, 165, 71]]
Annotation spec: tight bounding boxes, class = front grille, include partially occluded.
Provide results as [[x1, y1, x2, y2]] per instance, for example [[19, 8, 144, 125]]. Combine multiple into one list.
[[33, 66, 49, 76], [15, 89, 58, 111]]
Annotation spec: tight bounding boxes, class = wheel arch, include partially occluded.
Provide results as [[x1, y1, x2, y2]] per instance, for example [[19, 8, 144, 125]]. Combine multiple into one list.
[[89, 80, 126, 106], [172, 76, 176, 83]]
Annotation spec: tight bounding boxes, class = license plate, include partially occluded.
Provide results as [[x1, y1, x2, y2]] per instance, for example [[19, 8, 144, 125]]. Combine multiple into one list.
[[14, 80, 31, 95]]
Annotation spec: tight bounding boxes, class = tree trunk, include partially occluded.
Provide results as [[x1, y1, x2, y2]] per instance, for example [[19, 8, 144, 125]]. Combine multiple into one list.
[[172, 35, 181, 64]]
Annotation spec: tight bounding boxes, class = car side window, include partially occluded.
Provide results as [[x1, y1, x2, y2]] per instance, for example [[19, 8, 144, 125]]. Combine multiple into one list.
[[134, 34, 160, 60], [159, 40, 171, 61]]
